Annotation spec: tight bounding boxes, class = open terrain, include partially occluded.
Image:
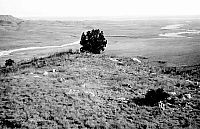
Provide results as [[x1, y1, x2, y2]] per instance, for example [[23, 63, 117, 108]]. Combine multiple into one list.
[[0, 15, 200, 66], [0, 51, 200, 128], [0, 15, 200, 128]]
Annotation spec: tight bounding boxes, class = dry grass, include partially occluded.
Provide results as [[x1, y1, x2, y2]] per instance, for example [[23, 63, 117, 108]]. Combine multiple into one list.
[[0, 51, 200, 129]]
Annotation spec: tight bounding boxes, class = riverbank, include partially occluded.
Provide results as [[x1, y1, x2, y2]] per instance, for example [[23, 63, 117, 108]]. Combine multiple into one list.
[[0, 41, 80, 57]]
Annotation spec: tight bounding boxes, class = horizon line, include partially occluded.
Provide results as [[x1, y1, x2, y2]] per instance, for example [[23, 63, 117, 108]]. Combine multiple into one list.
[[1, 14, 200, 21], [20, 15, 200, 21]]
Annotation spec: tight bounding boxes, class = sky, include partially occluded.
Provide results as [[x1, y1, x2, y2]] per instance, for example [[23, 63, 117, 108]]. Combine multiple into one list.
[[0, 0, 200, 18]]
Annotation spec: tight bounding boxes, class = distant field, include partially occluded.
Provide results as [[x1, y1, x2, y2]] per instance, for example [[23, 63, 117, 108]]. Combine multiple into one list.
[[0, 18, 200, 66]]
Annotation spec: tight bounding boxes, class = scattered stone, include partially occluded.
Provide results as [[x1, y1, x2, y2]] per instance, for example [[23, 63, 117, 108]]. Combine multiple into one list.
[[57, 77, 65, 82], [84, 90, 95, 97], [158, 101, 165, 110], [52, 69, 56, 73], [184, 94, 192, 99], [117, 62, 124, 66], [178, 93, 192, 100], [117, 97, 126, 101], [43, 71, 48, 76], [81, 83, 86, 88], [132, 58, 141, 63], [168, 92, 176, 96], [33, 75, 41, 78], [182, 96, 187, 100], [186, 80, 194, 85], [137, 56, 148, 59], [185, 80, 199, 88], [194, 82, 199, 86], [89, 92, 95, 97], [117, 97, 128, 103], [109, 58, 118, 62], [150, 73, 157, 77], [68, 89, 80, 95]]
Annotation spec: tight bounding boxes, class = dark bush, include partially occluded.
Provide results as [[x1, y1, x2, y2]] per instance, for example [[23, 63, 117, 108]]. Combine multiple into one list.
[[131, 88, 170, 106], [80, 29, 107, 54], [5, 59, 15, 67], [144, 88, 170, 106]]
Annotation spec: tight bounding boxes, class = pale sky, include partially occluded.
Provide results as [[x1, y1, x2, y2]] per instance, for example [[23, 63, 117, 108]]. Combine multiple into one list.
[[0, 0, 200, 18]]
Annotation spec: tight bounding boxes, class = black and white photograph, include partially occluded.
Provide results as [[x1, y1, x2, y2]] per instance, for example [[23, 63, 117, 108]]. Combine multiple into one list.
[[0, 0, 200, 128]]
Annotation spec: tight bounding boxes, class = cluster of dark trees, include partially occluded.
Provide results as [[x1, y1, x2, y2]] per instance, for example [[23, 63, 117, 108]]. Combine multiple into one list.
[[80, 29, 107, 54]]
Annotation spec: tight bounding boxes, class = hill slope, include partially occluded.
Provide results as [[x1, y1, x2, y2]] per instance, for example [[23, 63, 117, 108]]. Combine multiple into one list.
[[0, 52, 200, 128], [0, 15, 23, 31], [0, 15, 22, 24]]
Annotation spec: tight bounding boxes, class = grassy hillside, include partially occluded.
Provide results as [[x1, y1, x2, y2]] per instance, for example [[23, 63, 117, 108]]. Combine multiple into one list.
[[0, 15, 22, 24], [0, 15, 23, 31], [0, 51, 199, 128]]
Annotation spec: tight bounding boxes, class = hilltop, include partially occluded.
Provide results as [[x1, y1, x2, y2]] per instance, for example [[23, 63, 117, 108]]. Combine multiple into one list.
[[0, 15, 22, 24], [0, 51, 199, 128], [0, 15, 23, 30]]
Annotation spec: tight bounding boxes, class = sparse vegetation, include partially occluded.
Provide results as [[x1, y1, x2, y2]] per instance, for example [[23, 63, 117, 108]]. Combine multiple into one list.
[[0, 50, 199, 128], [5, 59, 15, 67], [80, 29, 107, 54], [1, 15, 200, 129]]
